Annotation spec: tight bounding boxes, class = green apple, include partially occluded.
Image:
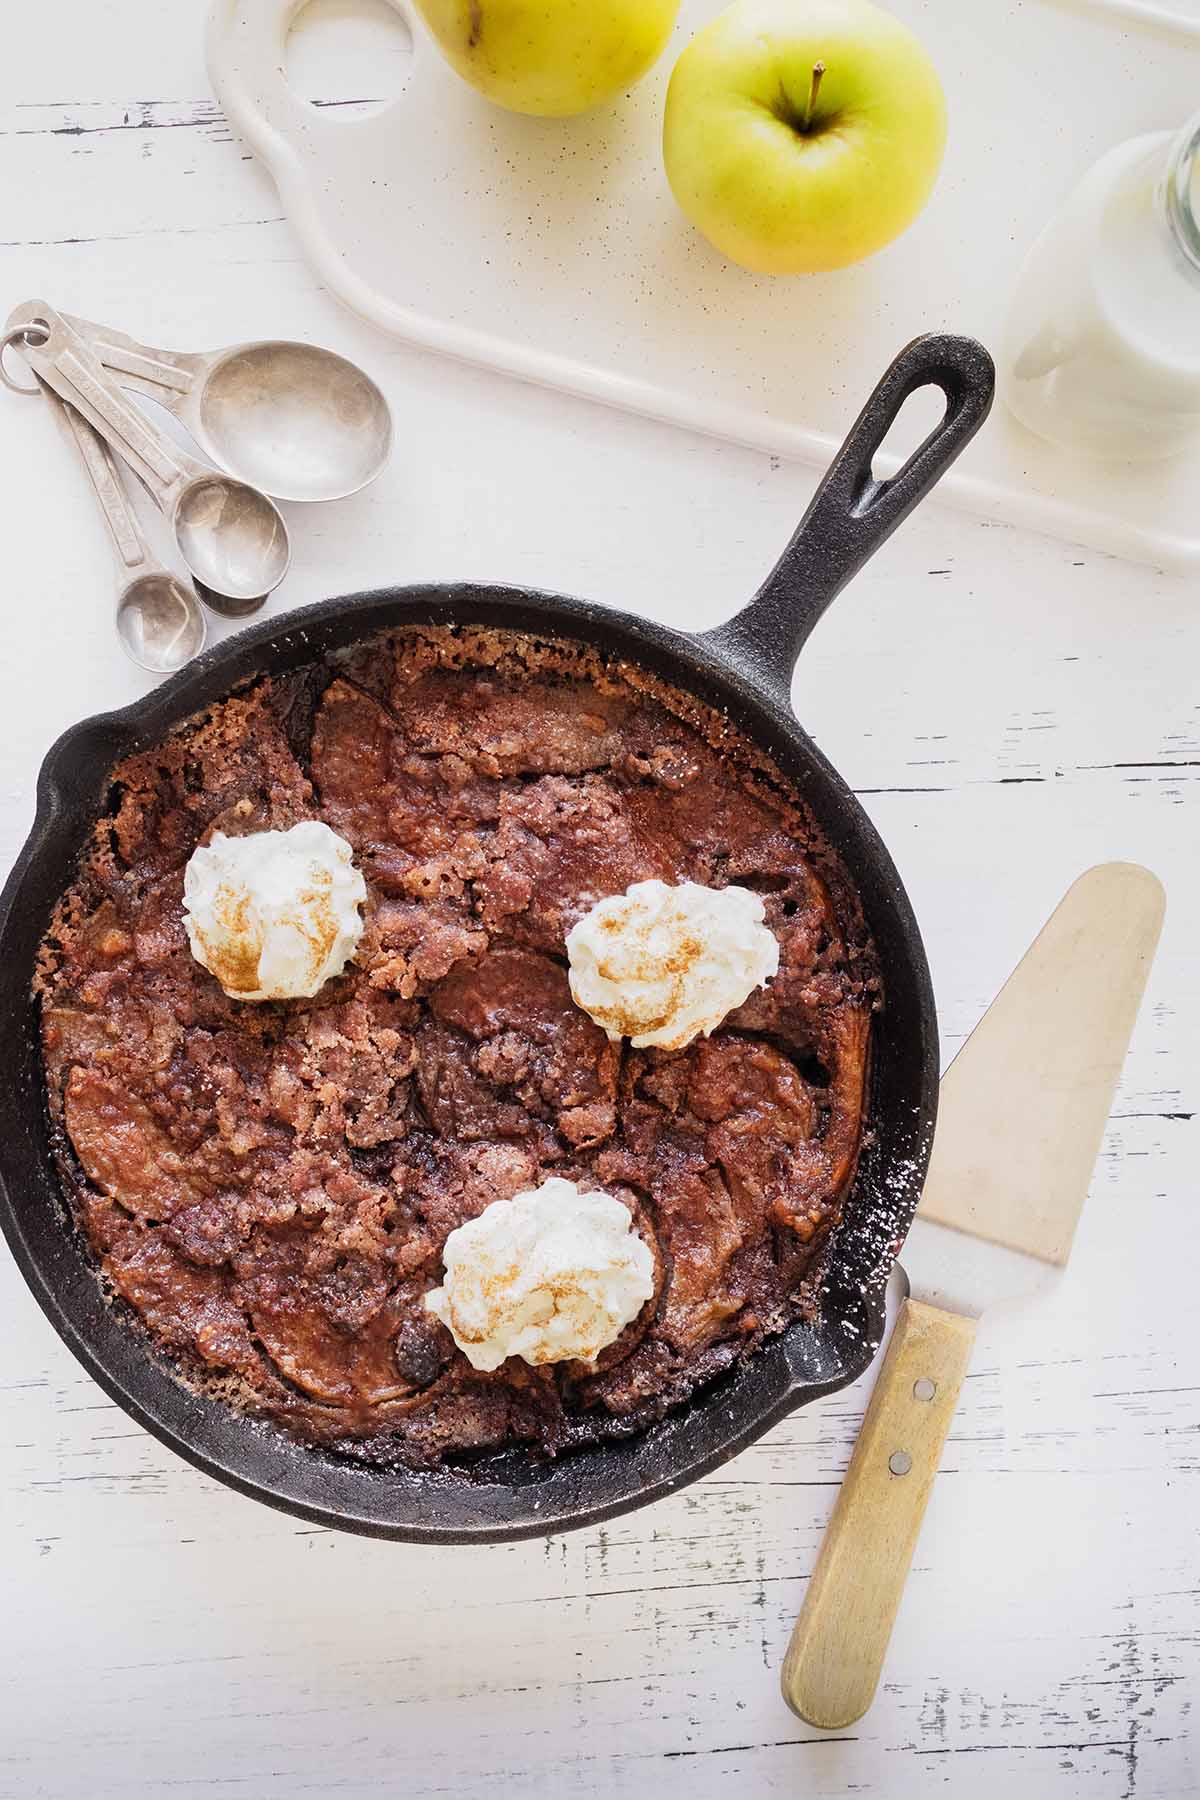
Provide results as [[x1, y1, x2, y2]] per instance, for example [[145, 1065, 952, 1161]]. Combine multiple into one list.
[[412, 0, 681, 118], [663, 0, 947, 273]]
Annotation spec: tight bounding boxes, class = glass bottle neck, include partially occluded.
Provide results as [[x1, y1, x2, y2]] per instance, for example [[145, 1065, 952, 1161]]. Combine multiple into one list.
[[1163, 114, 1200, 278]]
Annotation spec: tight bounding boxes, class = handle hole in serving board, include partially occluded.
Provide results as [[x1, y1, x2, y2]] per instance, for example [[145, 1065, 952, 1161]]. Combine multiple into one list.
[[286, 0, 414, 122], [869, 383, 948, 486]]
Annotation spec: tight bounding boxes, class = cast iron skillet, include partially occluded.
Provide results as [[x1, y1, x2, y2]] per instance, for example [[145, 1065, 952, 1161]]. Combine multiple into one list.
[[0, 333, 994, 1542]]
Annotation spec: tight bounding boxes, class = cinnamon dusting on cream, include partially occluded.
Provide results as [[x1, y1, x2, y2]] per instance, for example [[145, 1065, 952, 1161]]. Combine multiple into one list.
[[183, 821, 366, 1001]]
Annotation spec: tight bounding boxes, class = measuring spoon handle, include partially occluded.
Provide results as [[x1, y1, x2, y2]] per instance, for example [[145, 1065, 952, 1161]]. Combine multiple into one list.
[[58, 309, 207, 414], [6, 301, 205, 510], [44, 381, 158, 578]]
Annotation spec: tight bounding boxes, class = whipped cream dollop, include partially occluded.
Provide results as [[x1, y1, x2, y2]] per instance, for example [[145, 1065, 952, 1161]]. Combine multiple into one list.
[[566, 879, 779, 1050], [424, 1177, 655, 1372], [183, 821, 367, 1001]]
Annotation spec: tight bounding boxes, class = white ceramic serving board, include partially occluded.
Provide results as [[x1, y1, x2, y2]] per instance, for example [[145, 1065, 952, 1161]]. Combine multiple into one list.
[[209, 0, 1200, 571]]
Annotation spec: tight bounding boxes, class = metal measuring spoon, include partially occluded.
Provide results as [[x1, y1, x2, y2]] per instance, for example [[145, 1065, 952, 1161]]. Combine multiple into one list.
[[62, 309, 392, 504], [7, 303, 289, 611], [193, 579, 268, 619], [40, 380, 206, 673]]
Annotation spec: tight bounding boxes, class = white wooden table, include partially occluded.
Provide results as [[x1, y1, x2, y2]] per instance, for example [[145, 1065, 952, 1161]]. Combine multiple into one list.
[[1, 7, 1196, 1796]]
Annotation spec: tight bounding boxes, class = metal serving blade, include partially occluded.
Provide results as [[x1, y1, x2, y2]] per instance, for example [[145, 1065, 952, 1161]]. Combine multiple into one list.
[[906, 860, 1165, 1317]]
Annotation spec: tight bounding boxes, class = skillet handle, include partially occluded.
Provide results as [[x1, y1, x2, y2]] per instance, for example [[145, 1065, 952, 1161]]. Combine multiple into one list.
[[705, 335, 994, 696]]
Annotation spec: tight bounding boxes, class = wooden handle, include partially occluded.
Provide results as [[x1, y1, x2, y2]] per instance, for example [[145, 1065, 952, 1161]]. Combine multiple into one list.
[[781, 1298, 977, 1730]]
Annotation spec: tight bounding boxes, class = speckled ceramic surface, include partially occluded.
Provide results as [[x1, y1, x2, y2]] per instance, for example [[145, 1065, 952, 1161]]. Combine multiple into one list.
[[209, 0, 1200, 569]]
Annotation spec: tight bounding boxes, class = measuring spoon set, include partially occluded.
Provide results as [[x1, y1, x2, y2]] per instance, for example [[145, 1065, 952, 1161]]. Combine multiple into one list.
[[1, 300, 392, 672]]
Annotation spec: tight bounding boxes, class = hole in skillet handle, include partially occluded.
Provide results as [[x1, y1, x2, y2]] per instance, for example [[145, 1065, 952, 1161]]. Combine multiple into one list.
[[871, 383, 948, 480], [705, 334, 995, 700]]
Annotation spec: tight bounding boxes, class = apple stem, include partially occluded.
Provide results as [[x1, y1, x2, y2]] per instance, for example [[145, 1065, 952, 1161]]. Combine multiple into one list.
[[801, 61, 825, 131]]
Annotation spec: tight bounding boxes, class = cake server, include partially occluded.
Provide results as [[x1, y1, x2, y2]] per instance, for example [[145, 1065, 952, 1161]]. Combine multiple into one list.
[[782, 861, 1165, 1730], [40, 379, 206, 673], [5, 302, 288, 610], [56, 308, 392, 504]]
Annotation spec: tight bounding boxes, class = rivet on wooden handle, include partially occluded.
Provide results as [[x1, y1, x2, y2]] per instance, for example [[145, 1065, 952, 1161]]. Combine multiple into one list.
[[781, 1297, 978, 1730]]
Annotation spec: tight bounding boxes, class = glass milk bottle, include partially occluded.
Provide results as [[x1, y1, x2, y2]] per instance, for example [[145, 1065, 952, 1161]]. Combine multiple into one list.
[[999, 114, 1200, 461]]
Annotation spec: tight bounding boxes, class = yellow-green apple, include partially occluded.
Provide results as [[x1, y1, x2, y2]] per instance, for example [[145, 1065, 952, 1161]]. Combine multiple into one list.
[[663, 0, 946, 273], [412, 0, 681, 117]]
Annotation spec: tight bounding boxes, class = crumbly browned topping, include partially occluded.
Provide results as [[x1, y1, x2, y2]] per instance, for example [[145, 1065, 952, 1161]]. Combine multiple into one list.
[[36, 626, 878, 1469]]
